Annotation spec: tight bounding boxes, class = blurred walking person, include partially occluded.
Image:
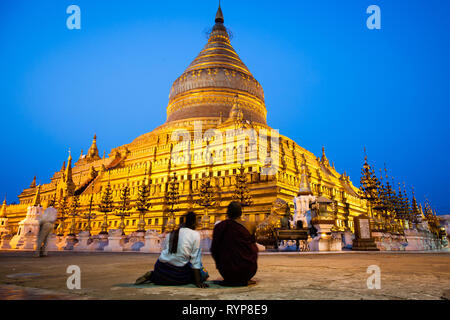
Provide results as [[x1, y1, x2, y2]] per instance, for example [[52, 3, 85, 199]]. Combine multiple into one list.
[[35, 206, 57, 257]]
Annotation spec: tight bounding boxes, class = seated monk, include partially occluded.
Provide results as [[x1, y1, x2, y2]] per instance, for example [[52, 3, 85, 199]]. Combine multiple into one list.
[[211, 201, 258, 286], [135, 211, 209, 288]]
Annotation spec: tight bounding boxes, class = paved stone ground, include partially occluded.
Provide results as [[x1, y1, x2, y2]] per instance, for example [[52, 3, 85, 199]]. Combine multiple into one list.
[[0, 251, 449, 300]]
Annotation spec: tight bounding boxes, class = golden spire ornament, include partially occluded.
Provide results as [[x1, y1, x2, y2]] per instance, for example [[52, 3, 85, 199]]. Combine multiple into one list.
[[32, 185, 41, 207]]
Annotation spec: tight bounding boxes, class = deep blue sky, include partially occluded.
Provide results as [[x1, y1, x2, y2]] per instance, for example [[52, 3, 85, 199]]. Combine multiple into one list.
[[0, 0, 449, 213]]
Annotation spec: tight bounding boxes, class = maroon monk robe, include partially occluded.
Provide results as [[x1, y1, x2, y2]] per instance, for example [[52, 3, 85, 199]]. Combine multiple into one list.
[[211, 219, 259, 285]]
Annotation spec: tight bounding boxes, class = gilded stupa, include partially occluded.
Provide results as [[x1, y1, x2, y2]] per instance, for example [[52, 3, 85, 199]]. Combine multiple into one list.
[[167, 6, 266, 125], [4, 6, 368, 235]]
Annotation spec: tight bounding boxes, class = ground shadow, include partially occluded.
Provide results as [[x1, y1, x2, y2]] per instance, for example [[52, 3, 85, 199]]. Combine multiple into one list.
[[113, 280, 257, 290]]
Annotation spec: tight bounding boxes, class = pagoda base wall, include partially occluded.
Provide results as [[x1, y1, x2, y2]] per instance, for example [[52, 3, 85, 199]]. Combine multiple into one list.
[[46, 234, 59, 251], [74, 232, 93, 251], [352, 238, 379, 251], [0, 234, 12, 249], [371, 232, 408, 251], [87, 234, 109, 251], [140, 230, 162, 253], [308, 234, 342, 252], [63, 235, 78, 250], [123, 232, 145, 251], [103, 229, 125, 252], [404, 229, 442, 251]]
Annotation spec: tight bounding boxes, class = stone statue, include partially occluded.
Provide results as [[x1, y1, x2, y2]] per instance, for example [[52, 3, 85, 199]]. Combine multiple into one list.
[[256, 199, 289, 246], [279, 202, 292, 230]]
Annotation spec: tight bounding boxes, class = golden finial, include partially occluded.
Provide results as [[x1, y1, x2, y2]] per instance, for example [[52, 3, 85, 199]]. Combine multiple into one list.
[[320, 146, 329, 166], [29, 176, 37, 188], [215, 1, 224, 24], [32, 185, 41, 207], [87, 134, 100, 159], [0, 196, 6, 218], [298, 158, 312, 196], [384, 163, 389, 180], [65, 149, 74, 187]]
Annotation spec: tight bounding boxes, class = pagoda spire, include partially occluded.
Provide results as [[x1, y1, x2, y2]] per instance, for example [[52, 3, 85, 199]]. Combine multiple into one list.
[[419, 203, 426, 221], [389, 180, 397, 217], [298, 159, 312, 195], [87, 134, 100, 160], [410, 187, 420, 223], [384, 163, 389, 181], [383, 165, 395, 215], [377, 168, 387, 210], [396, 183, 404, 218], [32, 185, 41, 207], [29, 176, 36, 188], [65, 151, 73, 184], [0, 197, 7, 218], [215, 1, 224, 24], [321, 146, 330, 166], [424, 198, 433, 217], [359, 149, 381, 217], [63, 150, 76, 196], [402, 182, 411, 222]]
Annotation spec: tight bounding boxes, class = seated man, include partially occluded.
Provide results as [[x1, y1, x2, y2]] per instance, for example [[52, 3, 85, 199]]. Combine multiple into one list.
[[211, 201, 258, 286], [135, 211, 208, 288]]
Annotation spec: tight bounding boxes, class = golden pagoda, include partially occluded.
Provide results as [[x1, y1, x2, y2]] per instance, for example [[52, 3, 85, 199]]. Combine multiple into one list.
[[4, 6, 368, 235]]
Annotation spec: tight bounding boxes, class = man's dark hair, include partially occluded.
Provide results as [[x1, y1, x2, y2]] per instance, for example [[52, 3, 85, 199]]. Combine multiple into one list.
[[227, 201, 242, 219]]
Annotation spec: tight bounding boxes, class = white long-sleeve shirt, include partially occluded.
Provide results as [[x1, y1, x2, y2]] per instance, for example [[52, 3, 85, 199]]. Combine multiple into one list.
[[158, 228, 203, 269]]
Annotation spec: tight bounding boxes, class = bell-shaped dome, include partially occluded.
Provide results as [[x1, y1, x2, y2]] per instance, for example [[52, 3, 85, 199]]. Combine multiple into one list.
[[166, 6, 267, 125]]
